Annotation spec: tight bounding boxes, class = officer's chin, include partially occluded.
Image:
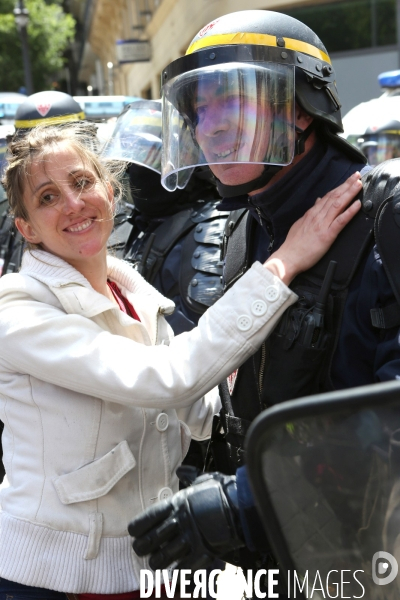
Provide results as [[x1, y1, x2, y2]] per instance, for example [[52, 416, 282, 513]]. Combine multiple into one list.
[[211, 162, 265, 186]]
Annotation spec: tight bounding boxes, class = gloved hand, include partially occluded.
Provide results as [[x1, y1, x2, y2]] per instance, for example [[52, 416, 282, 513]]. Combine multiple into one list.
[[128, 470, 245, 570]]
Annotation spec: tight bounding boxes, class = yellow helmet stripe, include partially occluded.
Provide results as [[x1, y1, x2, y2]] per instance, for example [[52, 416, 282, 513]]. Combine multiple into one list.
[[186, 32, 331, 64], [14, 112, 85, 129]]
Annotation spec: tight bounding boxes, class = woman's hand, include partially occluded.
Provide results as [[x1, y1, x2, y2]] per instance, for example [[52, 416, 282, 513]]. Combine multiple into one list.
[[263, 172, 363, 285]]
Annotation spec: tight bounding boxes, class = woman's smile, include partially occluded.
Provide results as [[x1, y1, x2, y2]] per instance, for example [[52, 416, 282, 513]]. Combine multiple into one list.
[[64, 218, 95, 233]]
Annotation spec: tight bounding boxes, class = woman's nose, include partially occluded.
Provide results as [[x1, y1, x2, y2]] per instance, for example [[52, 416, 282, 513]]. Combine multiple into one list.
[[59, 188, 86, 213]]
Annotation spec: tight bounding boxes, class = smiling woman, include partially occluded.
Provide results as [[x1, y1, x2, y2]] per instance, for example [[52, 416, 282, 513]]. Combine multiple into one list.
[[5, 125, 124, 301], [0, 122, 361, 600]]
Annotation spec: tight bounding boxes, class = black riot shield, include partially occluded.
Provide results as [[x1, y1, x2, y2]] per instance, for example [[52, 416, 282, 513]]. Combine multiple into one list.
[[246, 380, 400, 600]]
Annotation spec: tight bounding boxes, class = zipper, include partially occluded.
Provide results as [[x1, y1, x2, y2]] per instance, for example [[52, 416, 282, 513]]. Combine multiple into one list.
[[248, 197, 263, 227], [255, 207, 264, 228], [265, 220, 274, 254], [248, 197, 274, 253]]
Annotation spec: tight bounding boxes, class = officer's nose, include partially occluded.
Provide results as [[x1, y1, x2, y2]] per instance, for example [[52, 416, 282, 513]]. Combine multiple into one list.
[[199, 106, 230, 138]]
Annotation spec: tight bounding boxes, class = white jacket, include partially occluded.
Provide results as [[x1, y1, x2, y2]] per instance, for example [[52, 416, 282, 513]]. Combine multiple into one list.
[[0, 249, 296, 593]]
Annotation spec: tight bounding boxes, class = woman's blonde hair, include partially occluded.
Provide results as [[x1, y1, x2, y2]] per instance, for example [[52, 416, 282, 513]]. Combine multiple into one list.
[[2, 122, 125, 222]]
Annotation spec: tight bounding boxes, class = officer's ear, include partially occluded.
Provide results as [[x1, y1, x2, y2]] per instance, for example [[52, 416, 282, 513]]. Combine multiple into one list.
[[295, 104, 313, 130]]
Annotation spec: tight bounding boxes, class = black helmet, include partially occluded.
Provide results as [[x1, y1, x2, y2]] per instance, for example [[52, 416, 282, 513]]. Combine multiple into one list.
[[161, 10, 366, 195], [14, 91, 85, 131], [358, 118, 400, 167]]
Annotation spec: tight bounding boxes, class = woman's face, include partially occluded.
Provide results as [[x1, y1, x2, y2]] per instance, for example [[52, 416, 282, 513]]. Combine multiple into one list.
[[15, 143, 114, 268]]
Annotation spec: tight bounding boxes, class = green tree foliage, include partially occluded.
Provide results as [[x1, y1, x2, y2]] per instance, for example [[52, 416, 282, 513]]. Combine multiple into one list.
[[0, 0, 75, 92]]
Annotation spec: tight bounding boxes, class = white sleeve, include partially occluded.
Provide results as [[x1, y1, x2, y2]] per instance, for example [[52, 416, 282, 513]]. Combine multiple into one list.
[[0, 262, 297, 410], [175, 387, 221, 441]]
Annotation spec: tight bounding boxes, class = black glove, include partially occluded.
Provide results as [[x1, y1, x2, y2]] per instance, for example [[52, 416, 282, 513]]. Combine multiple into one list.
[[128, 470, 245, 570]]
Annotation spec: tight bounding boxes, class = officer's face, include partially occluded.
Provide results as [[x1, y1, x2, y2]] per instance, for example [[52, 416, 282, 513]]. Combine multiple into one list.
[[194, 78, 270, 186]]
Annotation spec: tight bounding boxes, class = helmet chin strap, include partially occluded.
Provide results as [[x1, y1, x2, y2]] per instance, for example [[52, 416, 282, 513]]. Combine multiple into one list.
[[215, 122, 315, 198], [216, 165, 282, 198]]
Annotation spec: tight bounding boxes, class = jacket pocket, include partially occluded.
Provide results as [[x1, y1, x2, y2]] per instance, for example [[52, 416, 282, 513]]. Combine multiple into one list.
[[53, 440, 136, 505], [179, 421, 192, 460]]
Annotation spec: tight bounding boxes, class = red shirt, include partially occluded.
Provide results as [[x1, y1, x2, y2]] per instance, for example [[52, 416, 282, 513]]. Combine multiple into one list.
[[107, 280, 140, 321]]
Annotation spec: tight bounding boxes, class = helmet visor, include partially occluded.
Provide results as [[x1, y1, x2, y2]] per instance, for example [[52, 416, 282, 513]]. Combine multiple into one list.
[[162, 62, 295, 191], [360, 134, 400, 167], [102, 104, 162, 173]]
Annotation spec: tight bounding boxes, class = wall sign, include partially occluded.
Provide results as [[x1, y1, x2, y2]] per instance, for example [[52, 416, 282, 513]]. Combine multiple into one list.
[[116, 39, 151, 63]]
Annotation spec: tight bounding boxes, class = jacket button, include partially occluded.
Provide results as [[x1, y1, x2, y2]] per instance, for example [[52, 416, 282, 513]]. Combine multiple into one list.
[[265, 285, 279, 302], [251, 300, 267, 316], [156, 413, 169, 432], [158, 487, 173, 501], [237, 315, 252, 331]]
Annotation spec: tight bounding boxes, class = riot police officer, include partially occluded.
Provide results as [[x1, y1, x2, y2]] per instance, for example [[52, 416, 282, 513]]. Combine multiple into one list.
[[343, 68, 400, 166], [358, 118, 400, 166], [13, 90, 85, 133], [128, 9, 400, 584]]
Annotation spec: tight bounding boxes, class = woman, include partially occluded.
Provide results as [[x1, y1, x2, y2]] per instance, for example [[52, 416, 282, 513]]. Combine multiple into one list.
[[0, 123, 362, 599]]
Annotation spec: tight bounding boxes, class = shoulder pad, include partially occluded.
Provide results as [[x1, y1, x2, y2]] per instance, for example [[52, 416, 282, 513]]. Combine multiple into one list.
[[303, 163, 400, 291], [191, 201, 230, 223], [373, 160, 400, 305], [192, 245, 223, 276], [180, 211, 229, 313], [361, 158, 400, 220], [194, 218, 226, 245], [187, 273, 223, 308]]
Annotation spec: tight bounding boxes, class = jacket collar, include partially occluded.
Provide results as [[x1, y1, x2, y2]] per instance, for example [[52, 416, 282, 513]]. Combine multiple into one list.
[[20, 249, 175, 319]]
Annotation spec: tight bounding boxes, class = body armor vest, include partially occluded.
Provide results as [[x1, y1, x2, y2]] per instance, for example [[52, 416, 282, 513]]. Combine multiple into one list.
[[210, 161, 400, 475], [123, 201, 230, 314]]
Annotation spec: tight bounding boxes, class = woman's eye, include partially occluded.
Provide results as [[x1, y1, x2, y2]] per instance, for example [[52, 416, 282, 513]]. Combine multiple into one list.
[[75, 177, 92, 190], [40, 193, 58, 205]]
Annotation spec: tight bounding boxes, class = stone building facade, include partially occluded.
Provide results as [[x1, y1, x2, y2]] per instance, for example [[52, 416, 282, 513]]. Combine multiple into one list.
[[78, 0, 400, 116]]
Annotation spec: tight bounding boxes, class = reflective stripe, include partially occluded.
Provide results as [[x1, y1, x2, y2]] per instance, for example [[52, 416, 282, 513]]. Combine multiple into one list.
[[186, 32, 331, 64], [14, 111, 85, 129]]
